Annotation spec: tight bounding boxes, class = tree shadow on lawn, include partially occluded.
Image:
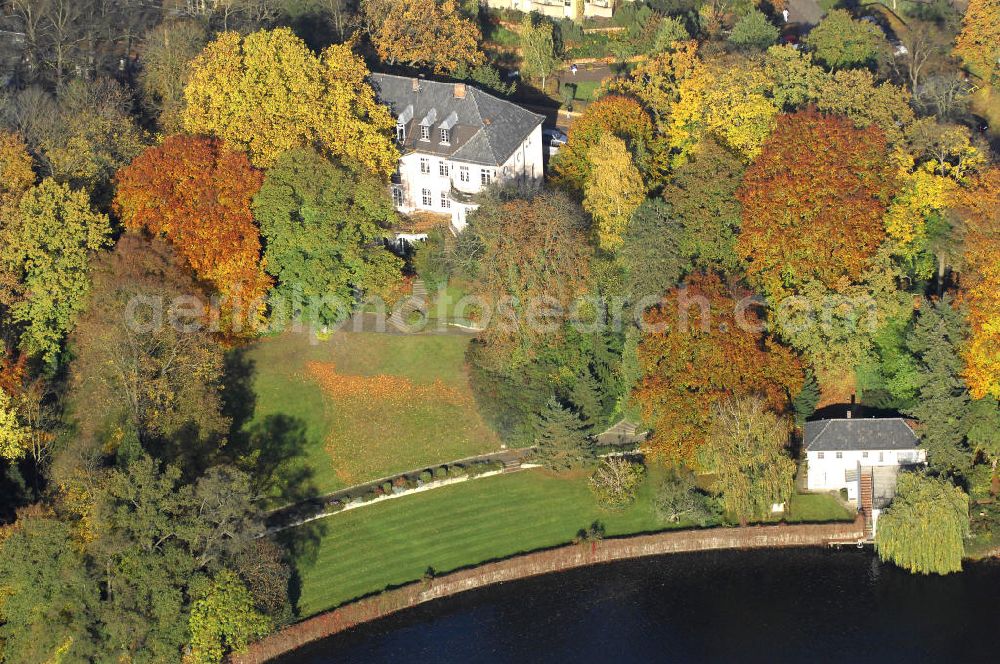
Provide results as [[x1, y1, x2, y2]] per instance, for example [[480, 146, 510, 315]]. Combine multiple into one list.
[[223, 347, 331, 616]]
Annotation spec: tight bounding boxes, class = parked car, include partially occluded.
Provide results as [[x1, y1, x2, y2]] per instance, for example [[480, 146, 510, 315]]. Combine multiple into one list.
[[542, 127, 568, 146]]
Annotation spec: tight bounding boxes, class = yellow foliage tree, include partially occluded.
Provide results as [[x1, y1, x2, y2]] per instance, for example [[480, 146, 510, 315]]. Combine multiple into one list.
[[583, 134, 646, 252], [954, 0, 1000, 84], [669, 58, 778, 163], [366, 0, 483, 75], [952, 168, 1000, 398], [0, 132, 34, 211], [604, 40, 700, 135], [815, 69, 914, 145], [0, 387, 29, 461], [183, 28, 398, 174]]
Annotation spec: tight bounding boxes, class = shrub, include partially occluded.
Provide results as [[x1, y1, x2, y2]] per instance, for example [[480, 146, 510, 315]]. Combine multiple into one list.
[[392, 476, 408, 489], [412, 228, 451, 289], [434, 466, 448, 479], [448, 464, 466, 477], [419, 470, 433, 484], [728, 9, 780, 51], [653, 469, 719, 526], [589, 457, 645, 510], [381, 482, 393, 494]]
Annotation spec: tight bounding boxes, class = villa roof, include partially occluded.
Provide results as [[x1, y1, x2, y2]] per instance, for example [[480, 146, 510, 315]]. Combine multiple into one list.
[[804, 418, 919, 452], [369, 73, 544, 167]]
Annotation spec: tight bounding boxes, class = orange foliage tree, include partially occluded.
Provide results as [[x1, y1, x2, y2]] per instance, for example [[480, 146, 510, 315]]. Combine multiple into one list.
[[113, 135, 270, 334], [550, 95, 658, 192], [736, 108, 897, 298], [952, 167, 1000, 399], [632, 273, 804, 466]]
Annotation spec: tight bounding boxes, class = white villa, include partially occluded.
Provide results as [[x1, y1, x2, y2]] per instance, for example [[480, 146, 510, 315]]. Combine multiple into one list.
[[482, 0, 620, 20], [804, 416, 926, 536], [370, 73, 545, 235]]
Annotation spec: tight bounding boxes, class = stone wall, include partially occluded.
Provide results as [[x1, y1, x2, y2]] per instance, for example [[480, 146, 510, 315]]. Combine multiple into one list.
[[233, 518, 865, 663]]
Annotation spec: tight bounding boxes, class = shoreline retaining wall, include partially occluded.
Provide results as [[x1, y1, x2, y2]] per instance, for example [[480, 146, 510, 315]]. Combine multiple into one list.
[[234, 517, 865, 663]]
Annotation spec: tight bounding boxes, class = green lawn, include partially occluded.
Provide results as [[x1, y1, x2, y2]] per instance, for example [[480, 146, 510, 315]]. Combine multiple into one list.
[[286, 468, 853, 616], [244, 331, 499, 495], [288, 468, 673, 616], [786, 492, 855, 522]]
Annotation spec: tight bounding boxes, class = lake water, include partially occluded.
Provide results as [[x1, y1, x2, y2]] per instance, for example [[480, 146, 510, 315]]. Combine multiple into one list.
[[279, 547, 1000, 663]]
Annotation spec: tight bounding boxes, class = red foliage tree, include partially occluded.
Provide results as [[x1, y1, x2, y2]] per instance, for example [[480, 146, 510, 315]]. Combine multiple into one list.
[[736, 108, 897, 298], [632, 273, 804, 466], [113, 135, 270, 334]]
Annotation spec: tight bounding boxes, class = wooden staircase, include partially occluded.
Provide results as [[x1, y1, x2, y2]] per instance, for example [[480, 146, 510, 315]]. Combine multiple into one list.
[[860, 468, 874, 540], [389, 279, 428, 330]]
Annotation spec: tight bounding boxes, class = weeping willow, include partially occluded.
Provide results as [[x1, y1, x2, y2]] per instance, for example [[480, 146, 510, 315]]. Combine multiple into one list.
[[875, 472, 969, 575]]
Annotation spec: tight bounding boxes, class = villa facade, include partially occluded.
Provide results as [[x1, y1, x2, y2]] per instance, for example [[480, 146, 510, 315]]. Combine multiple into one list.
[[370, 73, 545, 235]]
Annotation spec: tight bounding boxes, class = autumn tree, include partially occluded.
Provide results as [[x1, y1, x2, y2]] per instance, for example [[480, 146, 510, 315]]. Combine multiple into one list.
[[183, 28, 398, 173], [364, 0, 483, 75], [815, 69, 914, 145], [252, 148, 403, 325], [0, 179, 112, 364], [519, 15, 559, 93], [952, 167, 1000, 399], [0, 386, 29, 461], [707, 396, 796, 525], [551, 95, 657, 192], [26, 79, 148, 204], [113, 135, 271, 334], [737, 109, 897, 299], [138, 20, 209, 132], [0, 131, 34, 211], [589, 457, 645, 510], [188, 570, 271, 664], [804, 9, 885, 71], [954, 0, 1000, 84], [583, 134, 646, 252], [633, 273, 803, 466], [604, 40, 699, 136], [68, 235, 229, 470], [459, 190, 593, 372], [669, 56, 779, 163], [876, 471, 969, 575]]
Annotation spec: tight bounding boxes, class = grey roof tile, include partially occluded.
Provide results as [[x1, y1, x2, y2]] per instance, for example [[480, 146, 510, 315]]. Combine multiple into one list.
[[370, 73, 544, 167], [804, 418, 919, 452]]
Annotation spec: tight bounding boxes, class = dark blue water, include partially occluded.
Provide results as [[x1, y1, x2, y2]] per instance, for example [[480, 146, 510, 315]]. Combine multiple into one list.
[[280, 548, 1000, 663]]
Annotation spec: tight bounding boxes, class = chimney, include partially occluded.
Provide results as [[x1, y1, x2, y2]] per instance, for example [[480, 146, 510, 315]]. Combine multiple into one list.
[[454, 83, 466, 99], [411, 78, 420, 92], [846, 410, 852, 419]]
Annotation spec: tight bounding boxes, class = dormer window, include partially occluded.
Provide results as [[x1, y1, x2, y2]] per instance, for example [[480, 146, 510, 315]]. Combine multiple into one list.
[[419, 124, 430, 141], [395, 104, 413, 144], [440, 127, 450, 145], [418, 108, 437, 142]]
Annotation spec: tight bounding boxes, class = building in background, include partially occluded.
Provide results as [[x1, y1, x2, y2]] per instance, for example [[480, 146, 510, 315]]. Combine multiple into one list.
[[482, 0, 621, 20]]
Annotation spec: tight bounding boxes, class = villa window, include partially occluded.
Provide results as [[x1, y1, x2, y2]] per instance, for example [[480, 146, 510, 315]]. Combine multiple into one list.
[[441, 191, 451, 209], [481, 169, 493, 185], [391, 187, 403, 207], [439, 161, 449, 177], [440, 127, 450, 145], [420, 124, 430, 141], [421, 188, 432, 206], [879, 452, 884, 462], [836, 452, 843, 459], [459, 165, 470, 182], [420, 158, 430, 174], [817, 452, 824, 459], [862, 452, 868, 458]]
